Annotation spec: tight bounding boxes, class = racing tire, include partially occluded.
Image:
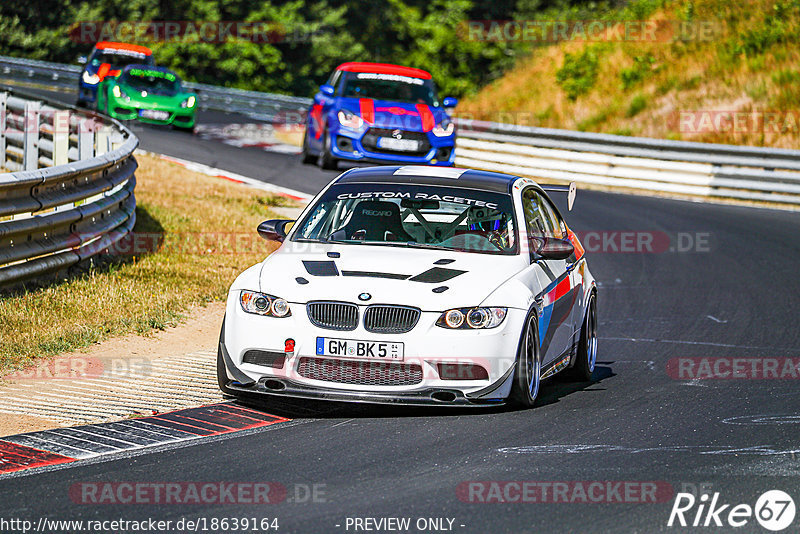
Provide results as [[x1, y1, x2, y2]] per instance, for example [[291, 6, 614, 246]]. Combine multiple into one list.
[[509, 312, 541, 408], [566, 292, 597, 381], [318, 128, 338, 170], [301, 130, 316, 165], [216, 318, 238, 397]]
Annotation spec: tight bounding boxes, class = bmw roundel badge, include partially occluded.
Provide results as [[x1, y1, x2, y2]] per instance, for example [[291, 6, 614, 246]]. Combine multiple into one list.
[[358, 293, 372, 301]]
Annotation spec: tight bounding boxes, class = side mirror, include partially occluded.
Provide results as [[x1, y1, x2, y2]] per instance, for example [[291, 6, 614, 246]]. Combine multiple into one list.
[[442, 96, 458, 109], [320, 84, 335, 97], [77, 55, 88, 65], [257, 219, 293, 243], [531, 237, 574, 261]]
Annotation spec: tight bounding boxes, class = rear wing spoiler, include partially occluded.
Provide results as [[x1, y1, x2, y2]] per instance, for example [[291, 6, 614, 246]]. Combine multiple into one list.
[[541, 182, 576, 211]]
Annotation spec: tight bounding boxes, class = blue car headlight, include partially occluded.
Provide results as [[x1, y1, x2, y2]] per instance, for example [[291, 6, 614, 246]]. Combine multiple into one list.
[[82, 71, 100, 85], [432, 118, 455, 137], [337, 109, 364, 130]]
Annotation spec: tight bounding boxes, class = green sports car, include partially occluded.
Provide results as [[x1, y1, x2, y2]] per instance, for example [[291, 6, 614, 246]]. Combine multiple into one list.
[[97, 64, 197, 130]]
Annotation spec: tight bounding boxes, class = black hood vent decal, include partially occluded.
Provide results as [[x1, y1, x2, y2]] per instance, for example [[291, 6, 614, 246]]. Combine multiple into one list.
[[301, 262, 466, 283], [303, 261, 339, 277], [409, 267, 467, 284], [342, 271, 410, 280]]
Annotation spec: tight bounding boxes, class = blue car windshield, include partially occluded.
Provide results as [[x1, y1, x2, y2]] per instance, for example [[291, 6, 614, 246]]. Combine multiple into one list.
[[293, 183, 518, 255], [340, 73, 440, 107], [90, 51, 153, 69]]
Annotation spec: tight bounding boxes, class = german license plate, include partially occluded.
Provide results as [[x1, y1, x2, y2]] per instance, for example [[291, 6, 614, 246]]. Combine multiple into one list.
[[316, 337, 404, 361], [139, 109, 169, 120], [377, 137, 419, 152]]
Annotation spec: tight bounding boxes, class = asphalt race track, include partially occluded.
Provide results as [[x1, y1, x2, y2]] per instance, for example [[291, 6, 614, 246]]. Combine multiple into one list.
[[3, 87, 800, 533]]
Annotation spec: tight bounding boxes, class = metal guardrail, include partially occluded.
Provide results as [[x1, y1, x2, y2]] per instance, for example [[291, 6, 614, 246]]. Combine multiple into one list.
[[4, 53, 799, 205], [454, 120, 800, 205], [0, 85, 138, 287], [0, 54, 311, 121]]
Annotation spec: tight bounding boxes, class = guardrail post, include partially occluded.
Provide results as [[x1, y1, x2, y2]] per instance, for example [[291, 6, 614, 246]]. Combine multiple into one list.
[[77, 118, 94, 160], [52, 110, 69, 166], [95, 125, 112, 156], [23, 100, 40, 171], [0, 92, 6, 170]]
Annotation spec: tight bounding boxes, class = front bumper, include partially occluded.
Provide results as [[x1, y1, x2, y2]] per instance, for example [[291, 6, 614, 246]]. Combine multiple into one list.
[[220, 294, 522, 405], [78, 82, 98, 103], [108, 100, 196, 127], [329, 126, 456, 166]]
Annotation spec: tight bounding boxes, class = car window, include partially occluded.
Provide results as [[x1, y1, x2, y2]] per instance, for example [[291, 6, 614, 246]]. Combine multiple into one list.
[[522, 188, 558, 238], [339, 73, 440, 106], [537, 195, 565, 239], [90, 50, 152, 68], [294, 183, 517, 255]]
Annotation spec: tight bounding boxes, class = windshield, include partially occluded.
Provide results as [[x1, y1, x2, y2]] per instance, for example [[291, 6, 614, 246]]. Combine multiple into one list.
[[91, 51, 153, 69], [294, 183, 517, 255], [340, 72, 439, 106], [122, 68, 181, 96]]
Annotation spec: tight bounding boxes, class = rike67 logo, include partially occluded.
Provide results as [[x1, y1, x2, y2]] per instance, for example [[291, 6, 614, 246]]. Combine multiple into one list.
[[668, 490, 796, 531]]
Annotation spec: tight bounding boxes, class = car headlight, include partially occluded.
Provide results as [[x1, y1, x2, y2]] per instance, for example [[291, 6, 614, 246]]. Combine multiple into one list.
[[82, 71, 100, 85], [436, 307, 507, 329], [181, 95, 196, 108], [337, 109, 364, 129], [240, 290, 292, 318], [111, 85, 130, 102], [432, 118, 455, 137]]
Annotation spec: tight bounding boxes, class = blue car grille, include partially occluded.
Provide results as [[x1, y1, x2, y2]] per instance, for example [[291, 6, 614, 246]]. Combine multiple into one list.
[[361, 128, 431, 157]]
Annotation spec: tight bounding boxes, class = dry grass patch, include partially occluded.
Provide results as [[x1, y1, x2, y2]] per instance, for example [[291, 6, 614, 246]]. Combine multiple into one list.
[[0, 153, 288, 374], [459, 0, 800, 148]]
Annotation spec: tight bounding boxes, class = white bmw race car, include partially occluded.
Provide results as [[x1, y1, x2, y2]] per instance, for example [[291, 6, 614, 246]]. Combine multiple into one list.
[[218, 166, 597, 407]]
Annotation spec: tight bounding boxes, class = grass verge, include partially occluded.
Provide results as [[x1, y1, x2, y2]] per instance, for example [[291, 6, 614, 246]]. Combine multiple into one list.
[[0, 153, 287, 374]]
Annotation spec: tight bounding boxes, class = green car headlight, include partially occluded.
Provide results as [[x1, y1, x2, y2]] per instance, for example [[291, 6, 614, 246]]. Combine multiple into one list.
[[111, 85, 130, 102], [181, 96, 196, 108]]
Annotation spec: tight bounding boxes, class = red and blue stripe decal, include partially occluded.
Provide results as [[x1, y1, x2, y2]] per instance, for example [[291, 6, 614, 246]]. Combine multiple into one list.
[[359, 98, 375, 125], [310, 104, 324, 139], [415, 104, 435, 132], [0, 403, 289, 475]]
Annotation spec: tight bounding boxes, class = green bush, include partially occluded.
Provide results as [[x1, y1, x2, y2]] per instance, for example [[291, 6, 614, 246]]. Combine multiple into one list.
[[556, 48, 600, 101], [626, 94, 647, 117], [620, 54, 656, 90]]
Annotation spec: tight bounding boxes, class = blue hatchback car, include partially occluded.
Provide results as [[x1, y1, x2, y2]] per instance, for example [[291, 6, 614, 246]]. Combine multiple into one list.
[[301, 62, 458, 169], [77, 42, 154, 108]]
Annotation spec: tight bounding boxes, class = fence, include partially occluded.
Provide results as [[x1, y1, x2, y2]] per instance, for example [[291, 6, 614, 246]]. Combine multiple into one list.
[[454, 121, 800, 205], [0, 85, 138, 286]]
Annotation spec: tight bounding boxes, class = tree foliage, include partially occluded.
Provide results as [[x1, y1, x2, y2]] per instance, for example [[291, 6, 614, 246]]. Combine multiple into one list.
[[0, 0, 588, 98]]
